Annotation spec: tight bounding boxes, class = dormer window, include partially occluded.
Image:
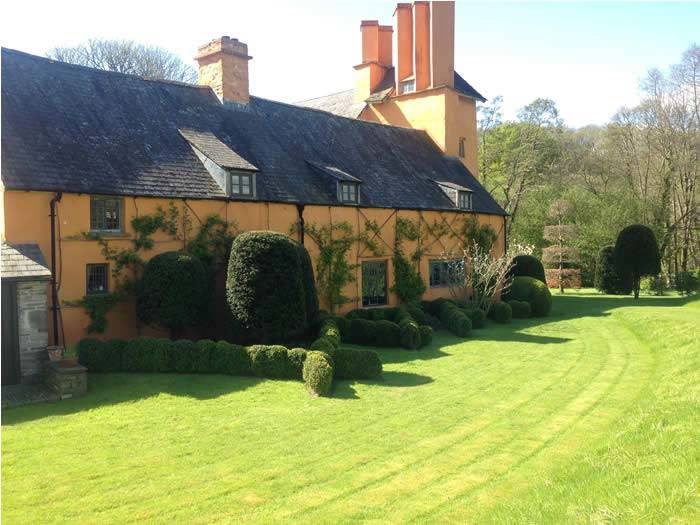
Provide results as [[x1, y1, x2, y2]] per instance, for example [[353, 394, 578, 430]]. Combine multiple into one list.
[[231, 171, 255, 197], [398, 78, 415, 94], [457, 191, 472, 210], [339, 182, 359, 204]]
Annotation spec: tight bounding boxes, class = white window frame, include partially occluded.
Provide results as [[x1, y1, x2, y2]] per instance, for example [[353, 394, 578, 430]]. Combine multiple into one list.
[[90, 196, 123, 233], [398, 78, 416, 95], [457, 191, 473, 210], [339, 182, 359, 204], [230, 172, 255, 198]]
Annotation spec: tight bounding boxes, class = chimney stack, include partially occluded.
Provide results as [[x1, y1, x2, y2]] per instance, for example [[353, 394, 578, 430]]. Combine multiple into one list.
[[354, 21, 393, 102], [195, 36, 252, 104]]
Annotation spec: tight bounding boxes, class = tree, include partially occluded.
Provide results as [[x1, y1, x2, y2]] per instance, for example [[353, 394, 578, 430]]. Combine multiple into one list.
[[47, 39, 197, 83], [136, 251, 208, 337], [614, 225, 662, 299], [594, 246, 633, 295], [543, 200, 580, 292]]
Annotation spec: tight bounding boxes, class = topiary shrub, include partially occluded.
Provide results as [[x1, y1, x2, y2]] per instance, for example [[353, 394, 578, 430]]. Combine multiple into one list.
[[419, 325, 433, 347], [227, 231, 307, 342], [507, 254, 546, 284], [303, 351, 334, 396], [347, 319, 376, 345], [209, 340, 251, 375], [77, 338, 126, 372], [614, 224, 661, 299], [507, 300, 532, 319], [488, 302, 512, 323], [346, 309, 372, 320], [508, 276, 552, 317], [675, 270, 699, 295], [331, 348, 382, 379], [193, 339, 216, 373], [171, 339, 197, 373], [406, 304, 427, 325], [640, 275, 667, 296], [248, 345, 292, 378], [462, 308, 486, 329], [399, 319, 421, 349], [374, 320, 401, 347], [310, 336, 337, 354], [123, 337, 172, 372], [287, 348, 308, 379], [297, 243, 319, 325], [595, 245, 633, 295], [136, 251, 208, 337], [437, 301, 472, 337], [369, 308, 387, 321]]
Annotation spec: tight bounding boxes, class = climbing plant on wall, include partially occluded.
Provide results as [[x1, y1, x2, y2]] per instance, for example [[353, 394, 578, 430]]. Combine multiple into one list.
[[391, 217, 426, 304]]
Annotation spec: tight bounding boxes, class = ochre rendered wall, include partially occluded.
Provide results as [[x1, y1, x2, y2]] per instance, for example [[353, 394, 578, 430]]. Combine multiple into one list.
[[3, 190, 504, 345]]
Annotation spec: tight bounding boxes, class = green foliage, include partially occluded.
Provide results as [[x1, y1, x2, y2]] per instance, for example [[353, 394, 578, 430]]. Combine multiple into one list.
[[293, 221, 358, 313], [318, 320, 341, 347], [419, 325, 433, 347], [614, 225, 662, 298], [375, 320, 401, 347], [136, 251, 208, 334], [640, 275, 668, 296], [675, 271, 698, 295], [507, 300, 532, 319], [391, 254, 426, 304], [331, 348, 382, 379], [123, 337, 172, 372], [457, 216, 498, 252], [297, 243, 320, 324], [208, 341, 251, 375], [248, 345, 296, 379], [302, 351, 334, 397], [77, 338, 126, 371], [488, 302, 512, 324], [438, 301, 472, 338], [67, 293, 124, 333], [399, 319, 422, 349], [406, 304, 427, 325], [185, 214, 237, 270], [508, 276, 552, 317], [595, 246, 633, 295], [462, 308, 487, 329], [507, 255, 546, 284], [171, 340, 198, 373], [309, 336, 337, 354], [227, 231, 307, 342], [191, 339, 215, 373]]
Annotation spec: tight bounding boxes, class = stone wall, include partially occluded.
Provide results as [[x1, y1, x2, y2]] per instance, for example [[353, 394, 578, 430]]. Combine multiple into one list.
[[17, 281, 49, 383]]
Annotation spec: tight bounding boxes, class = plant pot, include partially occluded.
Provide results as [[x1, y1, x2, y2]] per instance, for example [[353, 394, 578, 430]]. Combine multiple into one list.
[[59, 356, 79, 368], [47, 345, 64, 362]]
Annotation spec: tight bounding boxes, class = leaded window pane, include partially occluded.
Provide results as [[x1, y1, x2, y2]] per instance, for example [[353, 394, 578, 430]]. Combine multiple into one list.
[[90, 197, 122, 232], [362, 261, 387, 307], [86, 264, 109, 294]]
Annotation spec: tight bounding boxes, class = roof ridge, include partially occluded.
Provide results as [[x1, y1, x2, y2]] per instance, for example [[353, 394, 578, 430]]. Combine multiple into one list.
[[1, 47, 211, 91], [294, 88, 354, 104]]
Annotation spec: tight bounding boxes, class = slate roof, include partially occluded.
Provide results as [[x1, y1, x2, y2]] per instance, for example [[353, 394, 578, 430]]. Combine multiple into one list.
[[179, 128, 258, 171], [1, 242, 52, 281], [1, 48, 505, 215]]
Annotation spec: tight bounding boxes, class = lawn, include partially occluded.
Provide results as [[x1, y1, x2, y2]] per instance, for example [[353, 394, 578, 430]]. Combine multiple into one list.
[[2, 291, 698, 523]]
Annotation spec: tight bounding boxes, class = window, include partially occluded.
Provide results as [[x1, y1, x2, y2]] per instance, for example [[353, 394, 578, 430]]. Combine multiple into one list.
[[457, 191, 472, 210], [86, 264, 109, 294], [429, 260, 463, 288], [231, 172, 254, 196], [362, 260, 388, 307], [339, 182, 359, 204], [90, 196, 122, 232], [458, 137, 466, 158], [398, 79, 415, 94]]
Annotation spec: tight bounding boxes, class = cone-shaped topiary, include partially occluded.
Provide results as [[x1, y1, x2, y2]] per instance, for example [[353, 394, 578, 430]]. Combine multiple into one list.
[[136, 251, 208, 337], [614, 225, 661, 299], [227, 231, 306, 342], [594, 246, 633, 295]]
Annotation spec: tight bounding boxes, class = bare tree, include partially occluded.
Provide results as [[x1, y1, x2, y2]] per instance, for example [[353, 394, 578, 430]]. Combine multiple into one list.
[[48, 39, 197, 83], [543, 200, 580, 292]]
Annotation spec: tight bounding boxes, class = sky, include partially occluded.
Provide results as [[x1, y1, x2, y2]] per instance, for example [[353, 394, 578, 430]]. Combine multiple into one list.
[[1, 1, 697, 128]]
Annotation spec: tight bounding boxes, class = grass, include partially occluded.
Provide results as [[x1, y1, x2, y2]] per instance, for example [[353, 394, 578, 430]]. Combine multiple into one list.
[[2, 291, 698, 523]]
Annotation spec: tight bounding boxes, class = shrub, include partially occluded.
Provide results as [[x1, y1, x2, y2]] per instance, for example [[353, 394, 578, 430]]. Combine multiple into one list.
[[463, 308, 486, 329], [375, 320, 401, 347], [331, 347, 382, 379], [399, 319, 421, 349], [303, 351, 334, 396], [309, 336, 337, 354], [209, 340, 251, 375], [391, 253, 426, 304], [346, 309, 372, 320], [227, 231, 307, 342], [77, 338, 126, 372], [171, 339, 198, 373], [297, 243, 319, 326], [507, 254, 546, 283], [508, 276, 552, 317], [287, 348, 308, 379], [406, 304, 427, 325], [675, 271, 699, 295], [347, 319, 376, 345], [369, 308, 387, 321], [640, 275, 667, 296], [614, 225, 661, 299], [421, 298, 449, 317], [123, 337, 172, 372], [193, 339, 216, 373], [437, 301, 472, 338], [136, 251, 208, 336], [595, 245, 633, 295], [488, 302, 512, 323], [319, 320, 342, 347], [419, 325, 433, 347], [248, 345, 292, 378], [507, 300, 532, 319]]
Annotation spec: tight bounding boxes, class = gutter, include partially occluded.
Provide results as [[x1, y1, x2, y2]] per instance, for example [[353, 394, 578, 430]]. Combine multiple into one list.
[[49, 191, 63, 346]]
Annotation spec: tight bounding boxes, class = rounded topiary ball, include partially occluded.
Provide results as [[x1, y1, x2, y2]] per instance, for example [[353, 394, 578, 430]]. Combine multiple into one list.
[[507, 254, 546, 284], [227, 231, 307, 342], [507, 276, 552, 317], [136, 251, 208, 334]]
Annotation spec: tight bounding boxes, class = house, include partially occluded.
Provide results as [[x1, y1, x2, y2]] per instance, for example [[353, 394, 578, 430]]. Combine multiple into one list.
[[0, 1, 506, 381]]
